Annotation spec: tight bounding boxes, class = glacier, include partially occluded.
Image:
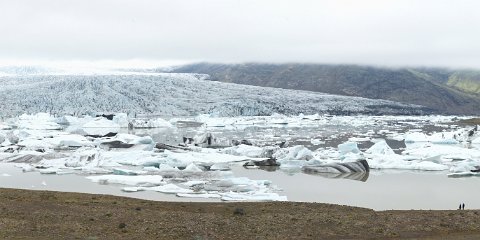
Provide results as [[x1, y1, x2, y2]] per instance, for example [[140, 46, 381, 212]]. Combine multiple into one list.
[[0, 73, 433, 118]]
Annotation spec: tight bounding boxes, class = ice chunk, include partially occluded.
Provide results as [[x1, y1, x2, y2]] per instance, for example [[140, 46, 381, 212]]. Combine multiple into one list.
[[367, 154, 449, 171], [365, 140, 395, 155], [112, 113, 130, 128], [83, 117, 120, 129], [121, 187, 146, 192], [472, 137, 480, 144], [303, 160, 369, 174], [55, 115, 82, 125], [447, 172, 479, 178], [157, 164, 180, 171], [222, 145, 264, 158], [131, 136, 154, 145], [15, 163, 35, 172], [429, 132, 459, 144], [180, 180, 207, 187], [184, 163, 203, 172], [338, 142, 360, 155], [310, 139, 324, 145], [210, 163, 231, 171], [130, 118, 173, 128], [148, 183, 194, 194], [449, 160, 478, 173], [87, 175, 163, 186], [112, 168, 143, 176], [348, 137, 371, 142], [404, 144, 480, 162], [404, 132, 428, 143], [114, 133, 139, 143], [221, 192, 287, 201], [6, 132, 19, 145], [38, 168, 62, 174], [193, 132, 214, 145], [82, 117, 120, 135], [163, 150, 250, 168], [16, 113, 63, 130], [278, 160, 305, 169], [0, 123, 12, 130], [275, 145, 313, 161], [177, 193, 221, 198]]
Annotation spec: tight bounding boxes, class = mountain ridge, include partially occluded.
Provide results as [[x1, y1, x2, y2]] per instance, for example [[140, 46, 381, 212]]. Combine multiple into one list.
[[171, 63, 480, 115]]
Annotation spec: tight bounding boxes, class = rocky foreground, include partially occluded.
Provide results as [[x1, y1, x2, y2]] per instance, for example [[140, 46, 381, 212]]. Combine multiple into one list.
[[1, 188, 480, 239]]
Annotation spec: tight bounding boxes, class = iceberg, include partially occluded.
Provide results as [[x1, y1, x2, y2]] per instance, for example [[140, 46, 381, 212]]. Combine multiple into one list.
[[365, 140, 395, 155], [82, 117, 120, 135], [148, 183, 194, 194], [302, 160, 370, 174], [86, 175, 164, 186], [310, 139, 324, 145], [275, 145, 313, 161], [184, 163, 203, 172], [404, 132, 428, 143], [222, 144, 264, 158], [338, 142, 361, 155], [177, 193, 221, 198], [220, 192, 287, 201], [130, 118, 173, 128], [16, 113, 63, 130], [112, 113, 130, 128]]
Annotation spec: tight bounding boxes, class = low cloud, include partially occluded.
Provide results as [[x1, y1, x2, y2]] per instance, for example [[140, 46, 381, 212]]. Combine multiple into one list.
[[1, 0, 479, 68]]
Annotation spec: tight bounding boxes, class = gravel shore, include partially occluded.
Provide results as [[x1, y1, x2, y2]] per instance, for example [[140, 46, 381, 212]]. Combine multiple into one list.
[[1, 188, 479, 239]]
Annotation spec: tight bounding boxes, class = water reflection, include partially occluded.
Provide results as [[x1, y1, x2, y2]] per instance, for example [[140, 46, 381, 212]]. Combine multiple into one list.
[[302, 171, 369, 182], [244, 165, 370, 181]]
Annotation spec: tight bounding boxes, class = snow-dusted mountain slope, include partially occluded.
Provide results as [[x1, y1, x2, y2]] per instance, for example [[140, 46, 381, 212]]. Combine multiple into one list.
[[0, 73, 433, 118]]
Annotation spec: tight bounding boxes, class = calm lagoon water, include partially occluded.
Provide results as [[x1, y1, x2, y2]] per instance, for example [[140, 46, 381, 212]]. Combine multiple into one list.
[[1, 162, 479, 210], [234, 166, 480, 210]]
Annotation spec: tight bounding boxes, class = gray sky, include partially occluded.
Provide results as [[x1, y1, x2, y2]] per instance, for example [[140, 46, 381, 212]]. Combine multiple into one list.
[[1, 0, 479, 68]]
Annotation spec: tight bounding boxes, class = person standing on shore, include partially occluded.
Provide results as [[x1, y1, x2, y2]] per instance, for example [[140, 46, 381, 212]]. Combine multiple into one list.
[[462, 203, 465, 210]]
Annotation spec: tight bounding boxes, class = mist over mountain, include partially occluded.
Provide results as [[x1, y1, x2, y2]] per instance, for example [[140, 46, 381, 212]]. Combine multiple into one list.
[[171, 63, 480, 115]]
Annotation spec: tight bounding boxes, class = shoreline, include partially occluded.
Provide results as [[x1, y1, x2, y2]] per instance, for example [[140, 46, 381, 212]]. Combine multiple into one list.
[[1, 188, 480, 239]]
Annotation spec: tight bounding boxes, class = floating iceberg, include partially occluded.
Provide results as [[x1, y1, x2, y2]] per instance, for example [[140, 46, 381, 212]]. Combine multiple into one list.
[[130, 118, 173, 128], [86, 175, 164, 186], [220, 192, 287, 201], [365, 140, 395, 155], [302, 160, 369, 174]]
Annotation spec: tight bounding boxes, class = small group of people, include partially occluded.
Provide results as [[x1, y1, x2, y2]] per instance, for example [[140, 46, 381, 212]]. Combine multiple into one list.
[[458, 203, 466, 210]]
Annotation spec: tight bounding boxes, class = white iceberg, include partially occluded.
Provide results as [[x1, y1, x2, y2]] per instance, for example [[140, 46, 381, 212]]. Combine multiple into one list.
[[130, 118, 173, 128], [222, 144, 264, 158], [365, 140, 395, 155], [87, 175, 164, 186], [220, 192, 287, 201], [148, 183, 194, 194]]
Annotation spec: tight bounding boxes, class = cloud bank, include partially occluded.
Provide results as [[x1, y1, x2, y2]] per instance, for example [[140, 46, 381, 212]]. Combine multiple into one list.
[[1, 0, 479, 68]]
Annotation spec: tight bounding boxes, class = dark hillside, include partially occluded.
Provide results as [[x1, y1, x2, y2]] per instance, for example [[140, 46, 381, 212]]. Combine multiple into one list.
[[172, 63, 480, 115]]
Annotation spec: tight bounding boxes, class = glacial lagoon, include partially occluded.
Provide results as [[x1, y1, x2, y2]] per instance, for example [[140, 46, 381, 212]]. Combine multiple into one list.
[[1, 113, 480, 210]]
